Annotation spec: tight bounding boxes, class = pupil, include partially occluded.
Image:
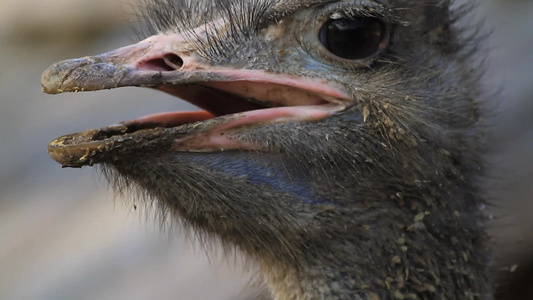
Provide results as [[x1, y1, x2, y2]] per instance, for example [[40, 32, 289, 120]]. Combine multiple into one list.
[[319, 17, 386, 60]]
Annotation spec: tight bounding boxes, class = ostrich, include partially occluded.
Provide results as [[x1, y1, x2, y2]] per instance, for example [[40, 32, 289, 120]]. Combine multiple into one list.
[[41, 0, 493, 299]]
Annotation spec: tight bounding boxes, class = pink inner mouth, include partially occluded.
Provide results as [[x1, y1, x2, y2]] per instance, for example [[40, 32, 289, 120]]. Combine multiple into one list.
[[127, 80, 346, 152], [133, 80, 334, 127]]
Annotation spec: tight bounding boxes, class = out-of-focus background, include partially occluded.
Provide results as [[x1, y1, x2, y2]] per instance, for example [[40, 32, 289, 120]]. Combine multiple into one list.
[[0, 0, 531, 299]]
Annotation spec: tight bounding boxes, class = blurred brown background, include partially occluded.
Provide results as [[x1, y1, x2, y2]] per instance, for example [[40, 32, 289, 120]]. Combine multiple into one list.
[[0, 0, 532, 299]]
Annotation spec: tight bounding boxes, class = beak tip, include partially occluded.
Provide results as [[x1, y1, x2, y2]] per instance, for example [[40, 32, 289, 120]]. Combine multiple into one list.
[[41, 62, 65, 94], [41, 56, 129, 94], [41, 58, 85, 94]]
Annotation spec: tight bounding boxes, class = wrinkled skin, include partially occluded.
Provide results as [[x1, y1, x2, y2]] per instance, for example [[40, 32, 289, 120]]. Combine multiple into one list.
[[42, 0, 492, 299]]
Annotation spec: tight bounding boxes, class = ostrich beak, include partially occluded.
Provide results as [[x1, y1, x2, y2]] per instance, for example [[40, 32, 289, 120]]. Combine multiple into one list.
[[42, 30, 350, 168]]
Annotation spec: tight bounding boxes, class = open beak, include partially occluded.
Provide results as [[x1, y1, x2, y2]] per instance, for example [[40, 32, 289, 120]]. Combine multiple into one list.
[[42, 27, 351, 168]]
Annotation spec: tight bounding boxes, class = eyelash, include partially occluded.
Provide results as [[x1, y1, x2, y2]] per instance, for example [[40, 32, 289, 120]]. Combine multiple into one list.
[[320, 1, 405, 26]]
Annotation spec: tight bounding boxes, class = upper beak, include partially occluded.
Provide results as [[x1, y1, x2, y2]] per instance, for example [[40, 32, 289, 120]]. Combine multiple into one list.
[[42, 26, 351, 168]]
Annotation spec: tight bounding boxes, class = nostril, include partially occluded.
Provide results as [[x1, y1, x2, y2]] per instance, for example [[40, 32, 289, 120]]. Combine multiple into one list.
[[164, 54, 184, 69], [139, 54, 184, 72]]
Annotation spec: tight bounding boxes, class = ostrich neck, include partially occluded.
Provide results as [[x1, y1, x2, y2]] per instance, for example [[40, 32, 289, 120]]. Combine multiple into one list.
[[258, 186, 492, 300]]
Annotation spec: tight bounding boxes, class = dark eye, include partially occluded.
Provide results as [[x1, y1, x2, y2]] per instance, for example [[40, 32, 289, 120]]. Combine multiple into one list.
[[319, 17, 388, 60]]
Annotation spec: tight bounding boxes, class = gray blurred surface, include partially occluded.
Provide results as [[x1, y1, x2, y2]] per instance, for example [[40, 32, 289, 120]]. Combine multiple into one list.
[[0, 1, 532, 299]]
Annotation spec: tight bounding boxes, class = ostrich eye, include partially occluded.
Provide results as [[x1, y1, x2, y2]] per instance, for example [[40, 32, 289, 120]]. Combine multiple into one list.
[[319, 17, 387, 60]]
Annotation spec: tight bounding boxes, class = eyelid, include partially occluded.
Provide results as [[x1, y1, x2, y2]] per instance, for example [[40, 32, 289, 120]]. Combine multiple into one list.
[[322, 1, 408, 26]]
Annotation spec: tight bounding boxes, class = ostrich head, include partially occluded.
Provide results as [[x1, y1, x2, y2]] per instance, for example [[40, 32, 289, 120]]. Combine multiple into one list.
[[42, 0, 491, 299]]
